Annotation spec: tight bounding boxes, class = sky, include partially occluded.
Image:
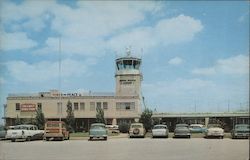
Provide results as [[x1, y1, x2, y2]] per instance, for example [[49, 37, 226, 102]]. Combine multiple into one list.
[[0, 0, 249, 122]]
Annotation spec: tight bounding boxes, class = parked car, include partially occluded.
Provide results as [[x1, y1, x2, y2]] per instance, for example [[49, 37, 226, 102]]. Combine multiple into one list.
[[5, 126, 15, 140], [106, 125, 120, 134], [89, 123, 108, 140], [152, 124, 169, 138], [44, 121, 70, 141], [231, 124, 249, 139], [174, 124, 191, 138], [204, 124, 224, 139], [0, 125, 7, 140], [129, 123, 146, 138], [6, 125, 44, 142], [189, 124, 206, 133]]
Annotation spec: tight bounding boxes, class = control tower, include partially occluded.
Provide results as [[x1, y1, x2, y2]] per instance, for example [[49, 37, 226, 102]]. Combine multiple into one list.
[[115, 49, 143, 96]]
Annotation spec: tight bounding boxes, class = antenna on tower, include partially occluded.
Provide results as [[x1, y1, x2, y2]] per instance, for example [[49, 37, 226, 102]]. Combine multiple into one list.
[[126, 46, 131, 56]]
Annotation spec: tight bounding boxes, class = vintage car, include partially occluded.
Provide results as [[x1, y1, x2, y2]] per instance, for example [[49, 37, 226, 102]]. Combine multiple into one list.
[[174, 124, 191, 138], [204, 124, 224, 139], [106, 125, 120, 134], [89, 123, 108, 140], [189, 124, 206, 133], [6, 125, 44, 142], [44, 121, 70, 141], [152, 124, 169, 138], [129, 123, 146, 138], [231, 124, 249, 139], [0, 125, 7, 140]]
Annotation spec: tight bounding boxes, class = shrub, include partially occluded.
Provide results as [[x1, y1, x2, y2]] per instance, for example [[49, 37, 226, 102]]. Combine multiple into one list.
[[119, 123, 130, 133]]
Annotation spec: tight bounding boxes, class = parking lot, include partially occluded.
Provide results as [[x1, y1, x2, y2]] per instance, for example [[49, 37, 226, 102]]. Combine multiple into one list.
[[0, 138, 249, 160]]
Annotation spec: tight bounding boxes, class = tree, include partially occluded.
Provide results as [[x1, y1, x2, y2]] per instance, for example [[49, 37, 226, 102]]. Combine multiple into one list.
[[15, 114, 22, 125], [66, 100, 75, 132], [96, 106, 105, 124], [35, 108, 45, 129], [139, 108, 153, 132]]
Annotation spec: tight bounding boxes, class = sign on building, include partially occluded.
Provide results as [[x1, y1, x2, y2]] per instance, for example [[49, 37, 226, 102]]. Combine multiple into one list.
[[21, 104, 36, 112]]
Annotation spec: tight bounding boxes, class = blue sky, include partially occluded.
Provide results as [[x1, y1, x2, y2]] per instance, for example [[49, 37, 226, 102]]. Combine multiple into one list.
[[0, 1, 249, 121]]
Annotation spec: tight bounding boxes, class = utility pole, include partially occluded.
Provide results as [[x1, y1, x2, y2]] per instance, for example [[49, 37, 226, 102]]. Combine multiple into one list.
[[227, 100, 230, 113], [59, 36, 62, 122]]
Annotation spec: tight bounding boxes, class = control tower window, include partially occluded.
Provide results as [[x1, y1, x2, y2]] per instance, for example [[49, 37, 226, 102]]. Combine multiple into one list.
[[133, 60, 140, 70], [123, 60, 132, 69], [117, 61, 123, 70]]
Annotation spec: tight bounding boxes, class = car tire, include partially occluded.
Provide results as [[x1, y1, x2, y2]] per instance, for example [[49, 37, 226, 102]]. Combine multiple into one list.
[[89, 137, 93, 141], [188, 135, 191, 139], [11, 138, 15, 142], [26, 136, 31, 141], [104, 137, 107, 141]]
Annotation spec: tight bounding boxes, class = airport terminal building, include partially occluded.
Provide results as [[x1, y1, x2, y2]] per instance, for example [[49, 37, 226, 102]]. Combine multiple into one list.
[[4, 51, 143, 131]]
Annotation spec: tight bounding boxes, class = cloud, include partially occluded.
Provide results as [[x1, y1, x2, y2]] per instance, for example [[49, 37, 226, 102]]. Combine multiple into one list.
[[192, 54, 249, 76], [107, 14, 203, 54], [168, 57, 183, 65], [5, 58, 96, 83], [1, 1, 202, 56], [0, 31, 37, 51]]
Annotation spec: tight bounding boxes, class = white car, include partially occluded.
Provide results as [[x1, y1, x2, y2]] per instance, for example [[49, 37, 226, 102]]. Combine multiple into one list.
[[6, 125, 44, 142], [129, 123, 146, 138], [152, 124, 169, 138], [205, 124, 224, 139]]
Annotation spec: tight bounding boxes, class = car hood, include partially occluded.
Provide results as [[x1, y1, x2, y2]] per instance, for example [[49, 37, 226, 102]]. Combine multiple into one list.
[[90, 129, 107, 133], [234, 128, 250, 132], [152, 129, 167, 132], [175, 128, 190, 132], [207, 127, 224, 132]]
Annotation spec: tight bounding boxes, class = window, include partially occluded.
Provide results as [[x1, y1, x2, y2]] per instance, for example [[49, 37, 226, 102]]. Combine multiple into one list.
[[16, 103, 20, 111], [116, 102, 135, 110], [57, 102, 62, 114], [90, 102, 95, 111], [74, 102, 79, 110], [96, 102, 102, 109], [103, 102, 108, 110], [125, 103, 130, 110], [37, 103, 42, 111], [80, 102, 85, 110]]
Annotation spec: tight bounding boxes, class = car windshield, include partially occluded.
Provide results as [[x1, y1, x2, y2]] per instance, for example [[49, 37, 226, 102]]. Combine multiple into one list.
[[153, 126, 167, 129], [91, 126, 105, 129], [190, 126, 201, 129], [176, 124, 188, 128], [14, 126, 29, 130], [47, 123, 60, 128], [235, 125, 249, 129], [131, 125, 142, 128], [208, 124, 221, 128]]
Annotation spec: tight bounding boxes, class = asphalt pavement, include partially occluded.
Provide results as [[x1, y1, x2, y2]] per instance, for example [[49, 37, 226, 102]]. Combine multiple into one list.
[[0, 138, 249, 160]]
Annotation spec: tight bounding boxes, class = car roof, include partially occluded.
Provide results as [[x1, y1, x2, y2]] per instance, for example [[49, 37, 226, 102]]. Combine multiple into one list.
[[154, 124, 167, 127], [131, 123, 143, 125], [46, 121, 65, 124], [176, 124, 188, 126], [91, 123, 105, 126], [190, 124, 203, 127], [16, 124, 36, 127]]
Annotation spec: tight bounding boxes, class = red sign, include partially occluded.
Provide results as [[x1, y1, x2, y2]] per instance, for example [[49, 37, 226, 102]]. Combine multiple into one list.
[[21, 104, 36, 112]]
